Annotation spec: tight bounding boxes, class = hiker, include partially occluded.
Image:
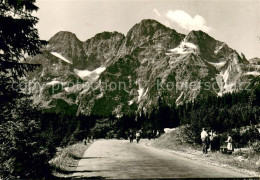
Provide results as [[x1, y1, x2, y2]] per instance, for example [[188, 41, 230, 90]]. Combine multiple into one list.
[[210, 131, 218, 151], [147, 129, 152, 140], [206, 134, 210, 152], [214, 131, 221, 151], [211, 131, 221, 152], [201, 128, 208, 154], [208, 130, 214, 151], [226, 134, 233, 154], [136, 130, 141, 143], [83, 138, 87, 145], [156, 131, 160, 138], [129, 130, 134, 143]]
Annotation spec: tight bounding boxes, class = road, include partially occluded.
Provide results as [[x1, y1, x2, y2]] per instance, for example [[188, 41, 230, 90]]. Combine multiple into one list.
[[72, 139, 249, 179]]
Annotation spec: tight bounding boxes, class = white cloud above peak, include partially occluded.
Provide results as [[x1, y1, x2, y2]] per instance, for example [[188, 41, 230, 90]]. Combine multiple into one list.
[[165, 10, 211, 32]]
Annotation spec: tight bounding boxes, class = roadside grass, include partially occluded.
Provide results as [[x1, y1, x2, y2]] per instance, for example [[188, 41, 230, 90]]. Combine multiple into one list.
[[221, 149, 260, 172], [152, 127, 260, 176], [153, 126, 202, 152], [49, 142, 90, 177]]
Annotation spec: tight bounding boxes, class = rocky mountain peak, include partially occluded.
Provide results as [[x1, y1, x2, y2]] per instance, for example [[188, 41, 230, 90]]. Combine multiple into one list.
[[48, 31, 79, 44], [46, 31, 85, 69], [126, 19, 179, 41], [133, 19, 167, 29], [83, 31, 125, 70], [138, 19, 169, 29], [185, 30, 218, 61], [122, 19, 184, 57], [185, 30, 216, 45]]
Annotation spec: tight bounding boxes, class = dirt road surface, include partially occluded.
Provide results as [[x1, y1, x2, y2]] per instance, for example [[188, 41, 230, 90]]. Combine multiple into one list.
[[72, 139, 250, 179]]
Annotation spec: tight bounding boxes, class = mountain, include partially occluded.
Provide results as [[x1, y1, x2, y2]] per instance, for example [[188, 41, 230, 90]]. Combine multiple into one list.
[[26, 19, 260, 116]]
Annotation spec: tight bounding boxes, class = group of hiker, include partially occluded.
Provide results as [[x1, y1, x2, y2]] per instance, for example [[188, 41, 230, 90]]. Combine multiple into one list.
[[128, 129, 160, 143], [201, 128, 233, 154], [129, 130, 141, 143], [82, 136, 94, 145]]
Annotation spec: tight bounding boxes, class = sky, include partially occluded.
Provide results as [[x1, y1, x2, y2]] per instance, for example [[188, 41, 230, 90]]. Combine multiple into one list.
[[35, 0, 260, 59]]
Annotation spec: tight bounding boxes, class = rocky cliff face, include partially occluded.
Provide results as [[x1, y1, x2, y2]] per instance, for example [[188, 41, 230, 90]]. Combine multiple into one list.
[[26, 19, 260, 116]]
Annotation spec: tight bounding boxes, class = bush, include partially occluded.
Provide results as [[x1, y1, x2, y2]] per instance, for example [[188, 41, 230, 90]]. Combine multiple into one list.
[[251, 140, 260, 152], [0, 120, 54, 179], [90, 118, 113, 138]]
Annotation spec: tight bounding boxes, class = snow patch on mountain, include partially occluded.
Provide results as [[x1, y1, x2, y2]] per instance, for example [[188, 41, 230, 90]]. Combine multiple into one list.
[[128, 100, 134, 105], [64, 87, 70, 92], [46, 80, 62, 86], [220, 68, 237, 94], [51, 52, 72, 64], [245, 71, 260, 76], [209, 61, 226, 69], [64, 84, 83, 93], [167, 42, 197, 55], [95, 67, 106, 74], [222, 69, 229, 84], [74, 67, 106, 79], [137, 88, 144, 102], [218, 64, 241, 94], [215, 53, 255, 96], [74, 69, 92, 78], [216, 74, 224, 96], [217, 69, 231, 95], [96, 93, 104, 99]]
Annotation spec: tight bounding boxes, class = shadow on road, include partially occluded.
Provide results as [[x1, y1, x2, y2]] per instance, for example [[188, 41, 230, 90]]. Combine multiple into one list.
[[55, 168, 103, 175], [55, 175, 106, 179], [71, 176, 106, 179], [73, 156, 104, 160]]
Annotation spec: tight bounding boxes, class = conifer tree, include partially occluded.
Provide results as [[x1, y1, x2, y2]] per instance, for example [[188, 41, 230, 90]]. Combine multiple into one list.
[[0, 0, 46, 119], [0, 0, 48, 178]]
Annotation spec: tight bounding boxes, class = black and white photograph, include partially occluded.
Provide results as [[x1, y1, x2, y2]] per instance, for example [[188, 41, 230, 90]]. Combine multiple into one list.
[[0, 0, 260, 179]]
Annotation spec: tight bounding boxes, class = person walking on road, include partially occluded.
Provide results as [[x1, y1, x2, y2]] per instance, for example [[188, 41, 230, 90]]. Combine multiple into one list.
[[201, 128, 208, 154], [136, 131, 141, 143], [83, 138, 87, 145], [208, 130, 214, 152], [129, 130, 134, 143]]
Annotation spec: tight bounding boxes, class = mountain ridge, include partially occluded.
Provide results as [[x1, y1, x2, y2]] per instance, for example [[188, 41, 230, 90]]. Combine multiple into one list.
[[26, 19, 260, 116]]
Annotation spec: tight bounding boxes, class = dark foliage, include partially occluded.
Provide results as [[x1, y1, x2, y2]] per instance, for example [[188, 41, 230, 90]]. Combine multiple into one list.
[[0, 0, 49, 178], [180, 88, 260, 146]]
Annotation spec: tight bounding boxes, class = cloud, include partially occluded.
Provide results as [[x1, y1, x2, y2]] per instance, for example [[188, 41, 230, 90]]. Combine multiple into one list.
[[165, 10, 211, 32], [153, 8, 161, 17]]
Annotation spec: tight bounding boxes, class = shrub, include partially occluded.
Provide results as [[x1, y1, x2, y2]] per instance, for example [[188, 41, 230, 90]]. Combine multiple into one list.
[[0, 120, 54, 179]]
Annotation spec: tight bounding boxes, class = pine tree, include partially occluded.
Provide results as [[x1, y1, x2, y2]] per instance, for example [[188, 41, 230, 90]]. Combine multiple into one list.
[[0, 0, 48, 178], [0, 0, 46, 120], [0, 0, 46, 75]]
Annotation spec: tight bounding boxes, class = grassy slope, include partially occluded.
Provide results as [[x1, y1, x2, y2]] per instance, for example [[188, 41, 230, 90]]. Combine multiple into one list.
[[152, 127, 260, 176], [49, 142, 90, 177]]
